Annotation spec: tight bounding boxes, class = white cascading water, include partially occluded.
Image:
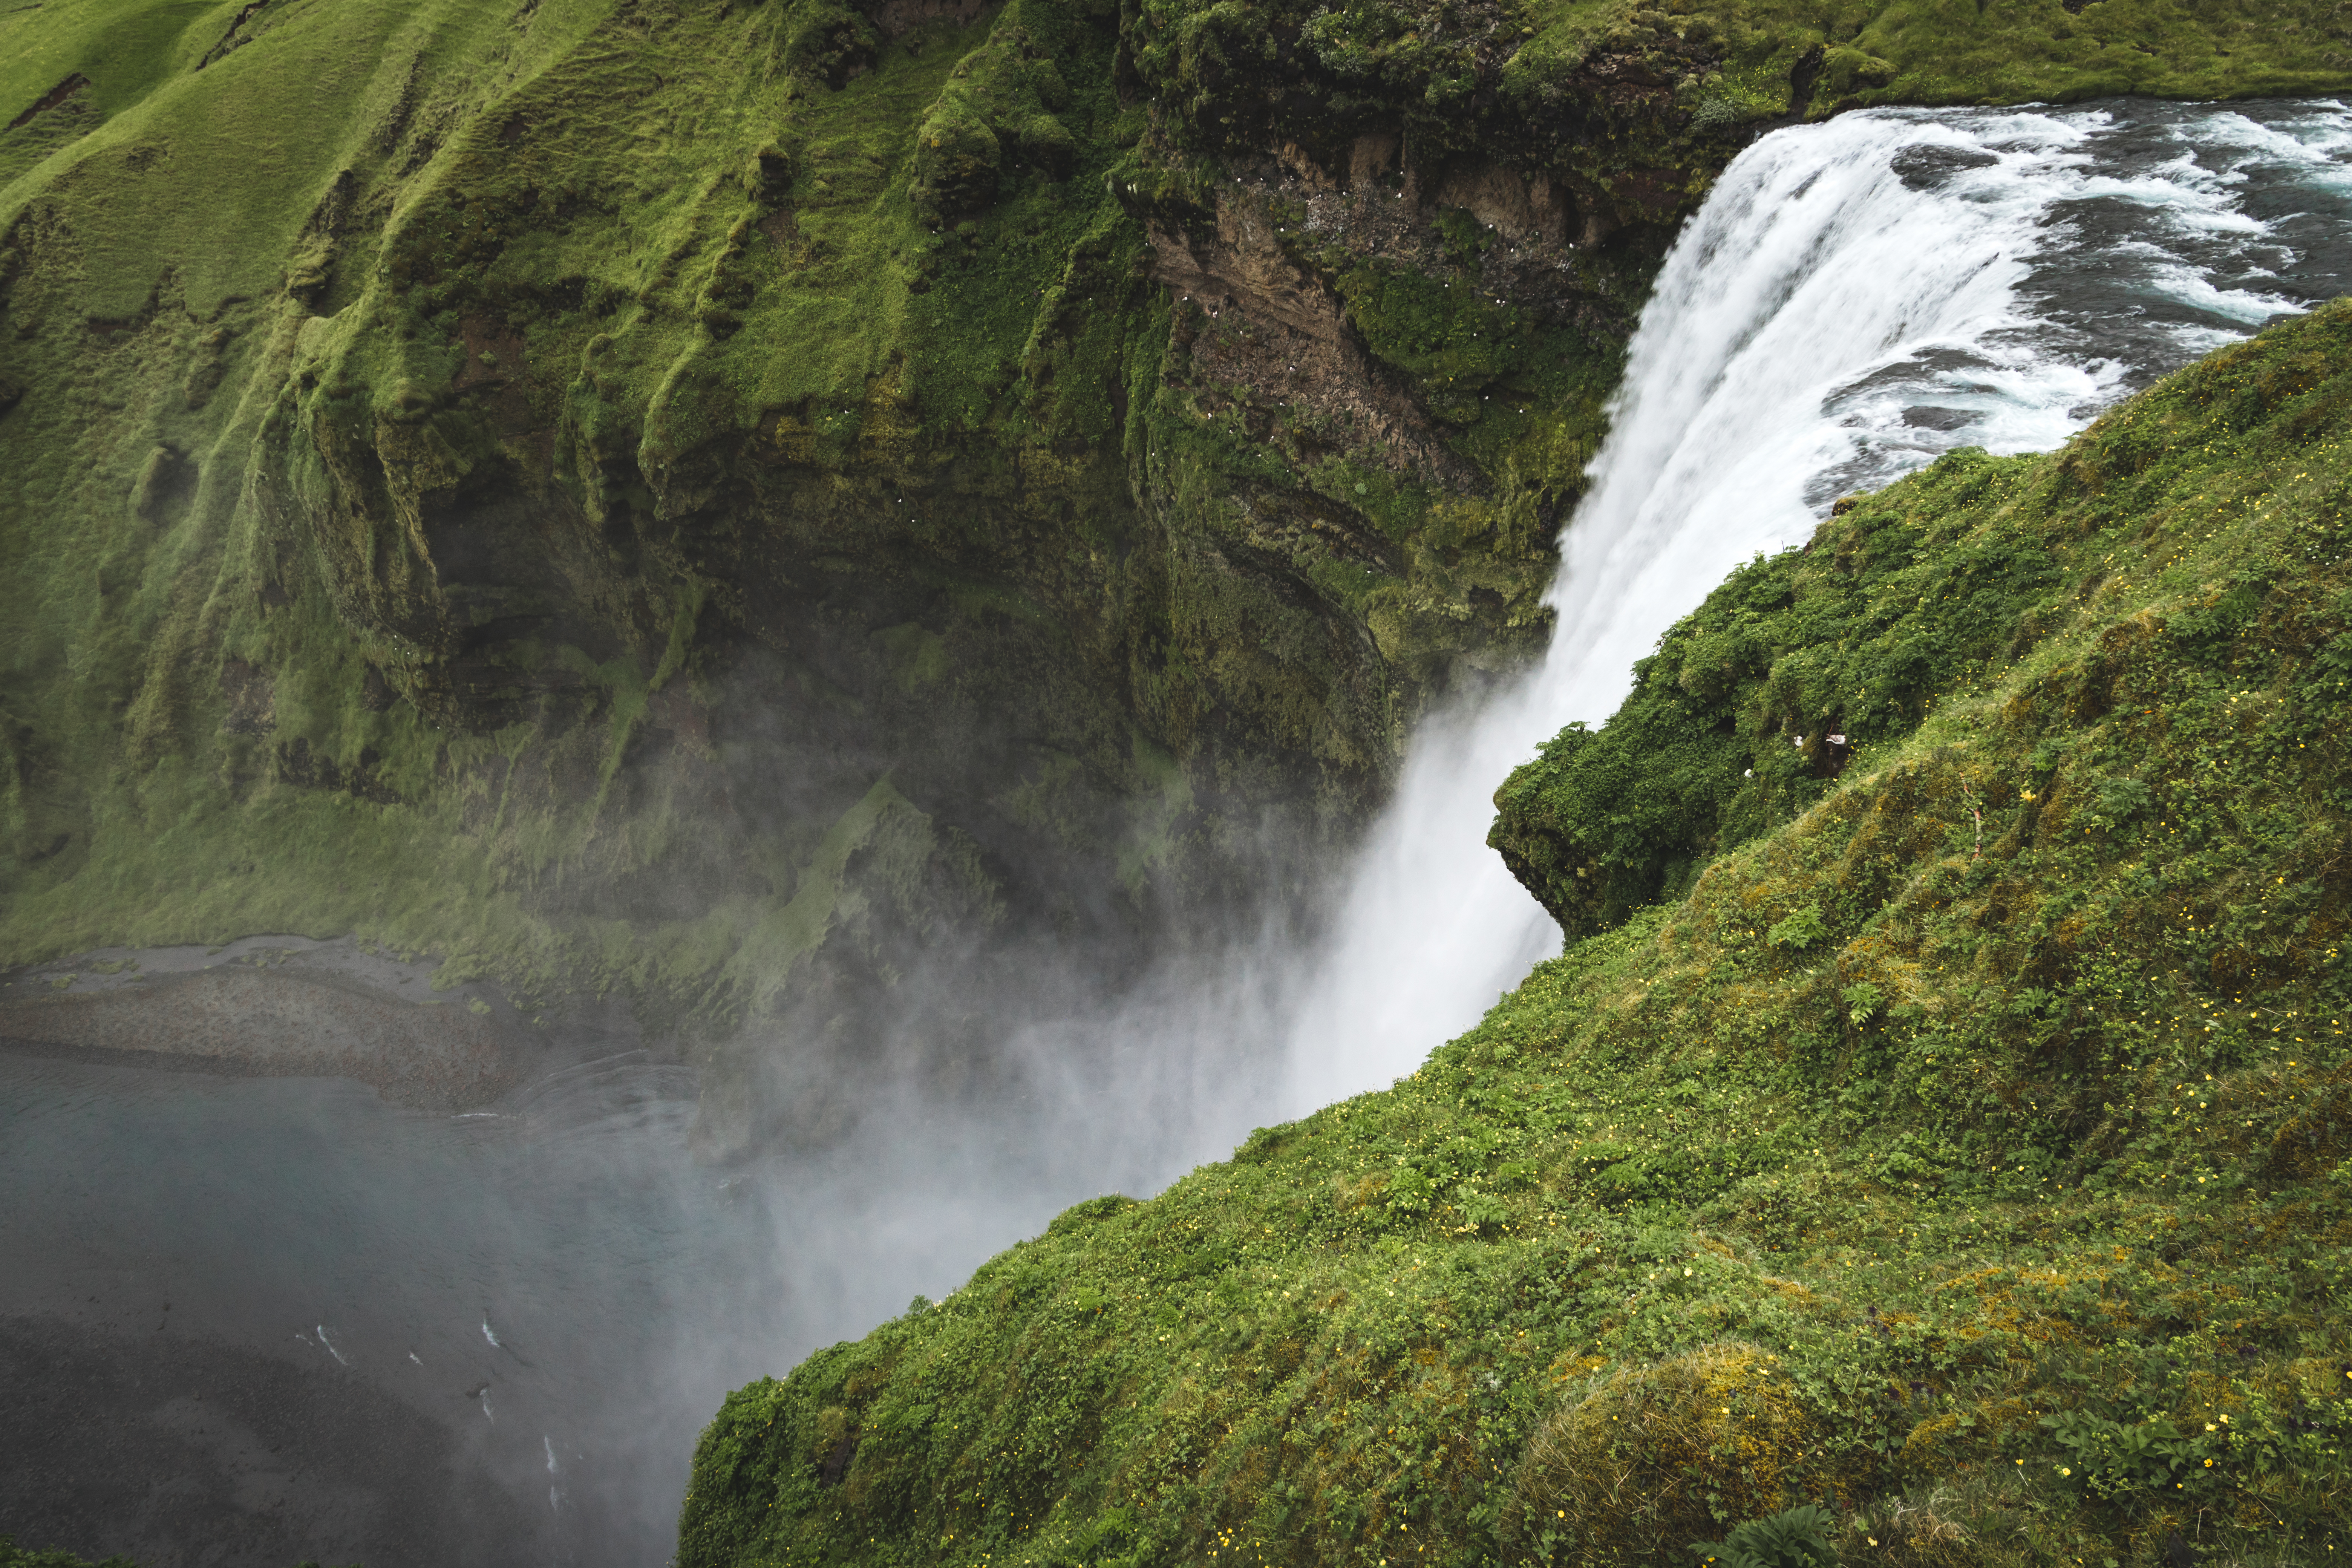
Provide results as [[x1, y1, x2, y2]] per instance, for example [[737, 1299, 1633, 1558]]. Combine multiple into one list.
[[1280, 97, 2352, 1109]]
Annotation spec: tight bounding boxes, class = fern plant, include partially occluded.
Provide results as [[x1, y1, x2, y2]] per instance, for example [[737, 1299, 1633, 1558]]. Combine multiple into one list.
[[1691, 1503, 1841, 1568]]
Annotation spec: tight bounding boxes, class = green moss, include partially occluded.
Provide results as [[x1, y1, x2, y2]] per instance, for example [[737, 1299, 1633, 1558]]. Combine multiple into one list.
[[1335, 262, 1523, 403], [1505, 0, 2352, 117], [678, 303, 2352, 1568], [0, 0, 1175, 1005], [874, 622, 952, 694], [1489, 446, 2059, 942]]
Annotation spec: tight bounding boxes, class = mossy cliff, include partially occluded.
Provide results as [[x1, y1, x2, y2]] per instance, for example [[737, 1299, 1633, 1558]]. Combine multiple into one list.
[[678, 302, 2352, 1563], [5, 0, 2348, 1146]]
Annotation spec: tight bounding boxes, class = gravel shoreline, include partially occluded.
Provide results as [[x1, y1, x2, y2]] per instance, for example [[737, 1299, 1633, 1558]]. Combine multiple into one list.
[[0, 937, 550, 1112]]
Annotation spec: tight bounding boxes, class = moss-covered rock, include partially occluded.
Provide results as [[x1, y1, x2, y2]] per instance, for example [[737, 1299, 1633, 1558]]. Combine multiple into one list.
[[1507, 1341, 1825, 1557], [676, 300, 2352, 1567], [1488, 455, 2064, 943], [911, 84, 1006, 215]]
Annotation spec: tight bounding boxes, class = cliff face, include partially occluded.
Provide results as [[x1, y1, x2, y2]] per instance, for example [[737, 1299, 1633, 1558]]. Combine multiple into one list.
[[0, 0, 1666, 1146], [1, 0, 2347, 1141], [676, 297, 2352, 1568]]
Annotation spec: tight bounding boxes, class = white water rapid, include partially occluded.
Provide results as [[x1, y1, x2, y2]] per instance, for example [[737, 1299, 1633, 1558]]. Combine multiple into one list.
[[1280, 96, 2352, 1109]]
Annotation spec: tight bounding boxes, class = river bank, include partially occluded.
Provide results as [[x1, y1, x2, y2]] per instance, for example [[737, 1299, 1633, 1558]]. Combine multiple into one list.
[[0, 936, 653, 1112]]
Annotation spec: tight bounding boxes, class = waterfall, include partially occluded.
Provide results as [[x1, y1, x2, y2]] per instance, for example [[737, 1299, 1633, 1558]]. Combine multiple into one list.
[[1279, 96, 2352, 1110]]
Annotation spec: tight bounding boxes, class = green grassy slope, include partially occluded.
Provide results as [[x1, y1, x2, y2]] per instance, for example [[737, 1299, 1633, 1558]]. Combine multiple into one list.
[[676, 301, 2352, 1566], [1506, 0, 2352, 115], [1486, 449, 2074, 942], [1134, 0, 2352, 161]]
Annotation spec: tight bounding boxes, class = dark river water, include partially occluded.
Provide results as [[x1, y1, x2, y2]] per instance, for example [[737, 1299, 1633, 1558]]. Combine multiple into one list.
[[0, 1046, 1103, 1565]]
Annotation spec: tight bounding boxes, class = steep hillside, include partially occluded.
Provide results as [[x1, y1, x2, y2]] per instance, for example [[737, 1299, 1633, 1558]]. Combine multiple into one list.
[[676, 299, 2352, 1566]]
